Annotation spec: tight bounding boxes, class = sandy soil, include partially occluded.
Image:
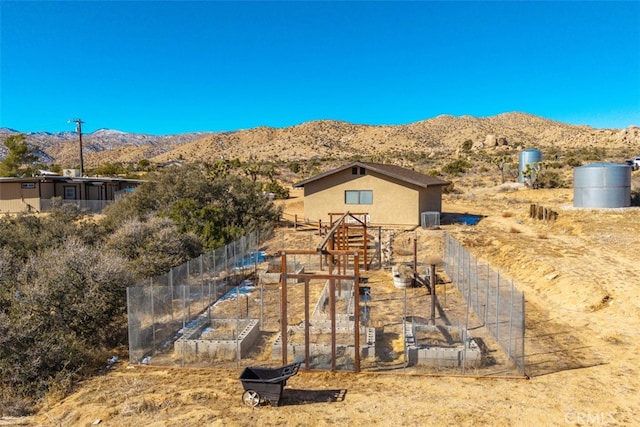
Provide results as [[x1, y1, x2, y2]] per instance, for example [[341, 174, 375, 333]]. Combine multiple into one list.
[[6, 185, 640, 426]]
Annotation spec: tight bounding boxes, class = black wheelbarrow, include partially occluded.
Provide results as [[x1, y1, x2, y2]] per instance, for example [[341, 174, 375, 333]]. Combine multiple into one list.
[[239, 362, 301, 407]]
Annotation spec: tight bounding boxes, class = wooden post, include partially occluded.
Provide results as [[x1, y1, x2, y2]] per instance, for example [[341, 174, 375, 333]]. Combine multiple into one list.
[[329, 256, 336, 372], [430, 264, 436, 325], [304, 278, 310, 370], [363, 223, 368, 271], [413, 238, 418, 288], [354, 253, 361, 373]]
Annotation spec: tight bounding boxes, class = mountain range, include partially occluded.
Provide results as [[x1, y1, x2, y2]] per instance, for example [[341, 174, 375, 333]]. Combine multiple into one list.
[[1, 112, 638, 168]]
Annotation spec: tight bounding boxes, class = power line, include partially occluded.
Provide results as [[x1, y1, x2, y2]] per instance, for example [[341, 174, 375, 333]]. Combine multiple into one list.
[[68, 118, 85, 175]]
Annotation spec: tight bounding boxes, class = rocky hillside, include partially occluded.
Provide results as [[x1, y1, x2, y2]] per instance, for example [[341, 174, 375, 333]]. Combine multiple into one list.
[[1, 112, 639, 168]]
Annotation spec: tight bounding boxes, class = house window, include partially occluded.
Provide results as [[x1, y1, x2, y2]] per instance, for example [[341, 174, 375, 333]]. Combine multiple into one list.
[[352, 167, 358, 175], [64, 186, 76, 200], [345, 190, 373, 204], [360, 167, 366, 175]]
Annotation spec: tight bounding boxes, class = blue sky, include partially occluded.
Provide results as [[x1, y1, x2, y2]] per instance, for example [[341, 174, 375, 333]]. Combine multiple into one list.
[[1, 1, 639, 135]]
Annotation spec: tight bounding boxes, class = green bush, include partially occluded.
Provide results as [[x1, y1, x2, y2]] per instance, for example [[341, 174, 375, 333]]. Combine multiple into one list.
[[263, 181, 290, 199], [535, 170, 565, 188], [442, 159, 472, 176]]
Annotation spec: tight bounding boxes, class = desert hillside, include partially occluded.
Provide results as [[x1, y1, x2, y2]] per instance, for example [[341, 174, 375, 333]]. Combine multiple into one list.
[[3, 113, 639, 168], [138, 113, 640, 166]]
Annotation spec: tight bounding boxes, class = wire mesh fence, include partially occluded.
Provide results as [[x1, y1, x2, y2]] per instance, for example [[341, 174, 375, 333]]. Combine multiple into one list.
[[127, 228, 273, 366], [127, 227, 525, 377], [443, 233, 526, 376]]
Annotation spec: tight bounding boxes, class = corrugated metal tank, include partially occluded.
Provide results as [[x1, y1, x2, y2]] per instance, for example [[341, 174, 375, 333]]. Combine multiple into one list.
[[518, 149, 543, 183], [573, 163, 631, 208]]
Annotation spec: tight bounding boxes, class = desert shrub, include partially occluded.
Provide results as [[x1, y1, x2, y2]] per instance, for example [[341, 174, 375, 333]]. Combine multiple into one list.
[[263, 181, 290, 199], [289, 161, 302, 174], [105, 217, 201, 279], [546, 161, 563, 169], [631, 190, 640, 207], [0, 238, 135, 412], [442, 159, 471, 176], [102, 164, 281, 249], [566, 157, 582, 167], [0, 207, 107, 261], [581, 146, 606, 161], [442, 182, 458, 194], [461, 139, 473, 152], [92, 162, 129, 176], [535, 170, 565, 188]]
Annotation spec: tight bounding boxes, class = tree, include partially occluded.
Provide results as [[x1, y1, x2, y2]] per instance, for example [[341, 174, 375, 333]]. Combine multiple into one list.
[[521, 162, 542, 188], [491, 154, 513, 183], [102, 164, 282, 250], [0, 134, 38, 177]]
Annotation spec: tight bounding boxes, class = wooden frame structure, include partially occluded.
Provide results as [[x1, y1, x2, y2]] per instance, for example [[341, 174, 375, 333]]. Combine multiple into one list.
[[278, 212, 370, 373]]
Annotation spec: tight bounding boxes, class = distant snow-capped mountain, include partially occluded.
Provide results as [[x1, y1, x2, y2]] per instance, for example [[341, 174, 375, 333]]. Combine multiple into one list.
[[0, 127, 213, 164]]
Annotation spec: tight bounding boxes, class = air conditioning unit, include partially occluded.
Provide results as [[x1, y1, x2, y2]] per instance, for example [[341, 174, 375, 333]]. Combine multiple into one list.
[[421, 212, 440, 229], [63, 169, 81, 177]]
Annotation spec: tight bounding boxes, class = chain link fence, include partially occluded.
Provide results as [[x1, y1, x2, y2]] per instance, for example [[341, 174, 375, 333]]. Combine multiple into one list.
[[127, 227, 525, 377], [127, 229, 273, 366], [443, 233, 526, 376]]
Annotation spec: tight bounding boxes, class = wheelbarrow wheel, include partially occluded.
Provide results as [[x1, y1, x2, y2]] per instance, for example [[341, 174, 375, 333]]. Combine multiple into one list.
[[242, 389, 261, 407]]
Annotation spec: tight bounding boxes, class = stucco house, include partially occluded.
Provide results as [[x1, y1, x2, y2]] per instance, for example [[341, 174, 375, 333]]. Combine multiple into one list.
[[293, 161, 450, 226], [0, 174, 144, 214]]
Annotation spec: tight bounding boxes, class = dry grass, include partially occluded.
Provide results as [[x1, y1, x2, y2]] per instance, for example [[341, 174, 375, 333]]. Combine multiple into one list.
[[16, 174, 640, 427]]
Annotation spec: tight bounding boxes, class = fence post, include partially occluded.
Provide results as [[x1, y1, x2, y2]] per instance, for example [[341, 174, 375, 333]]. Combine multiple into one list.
[[484, 264, 490, 326], [151, 277, 156, 356], [463, 273, 472, 375], [496, 271, 500, 342], [186, 261, 191, 320], [169, 268, 174, 322], [521, 293, 526, 375], [200, 254, 205, 312], [474, 257, 479, 315]]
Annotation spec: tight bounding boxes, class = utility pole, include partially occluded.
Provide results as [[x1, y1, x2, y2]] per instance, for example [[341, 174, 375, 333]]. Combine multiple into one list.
[[69, 118, 85, 175]]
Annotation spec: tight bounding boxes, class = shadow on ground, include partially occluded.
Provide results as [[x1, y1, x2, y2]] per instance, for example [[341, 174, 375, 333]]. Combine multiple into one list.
[[281, 388, 348, 405]]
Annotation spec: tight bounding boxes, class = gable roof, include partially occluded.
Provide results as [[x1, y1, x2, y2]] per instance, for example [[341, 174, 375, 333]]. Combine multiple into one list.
[[293, 161, 450, 189]]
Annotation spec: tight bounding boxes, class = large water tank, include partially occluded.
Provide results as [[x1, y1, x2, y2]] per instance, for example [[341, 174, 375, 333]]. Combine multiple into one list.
[[518, 149, 543, 183], [573, 163, 631, 208]]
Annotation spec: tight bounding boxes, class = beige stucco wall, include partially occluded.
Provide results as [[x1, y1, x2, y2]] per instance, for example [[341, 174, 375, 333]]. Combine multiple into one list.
[[0, 182, 41, 212], [302, 168, 441, 226], [0, 180, 139, 213]]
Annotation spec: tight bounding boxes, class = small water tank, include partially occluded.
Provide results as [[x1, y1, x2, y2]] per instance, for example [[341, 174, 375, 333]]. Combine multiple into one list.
[[573, 163, 631, 208], [518, 149, 543, 183]]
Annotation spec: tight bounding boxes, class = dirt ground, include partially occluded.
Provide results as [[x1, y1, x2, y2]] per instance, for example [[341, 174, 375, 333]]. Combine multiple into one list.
[[5, 184, 640, 426]]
